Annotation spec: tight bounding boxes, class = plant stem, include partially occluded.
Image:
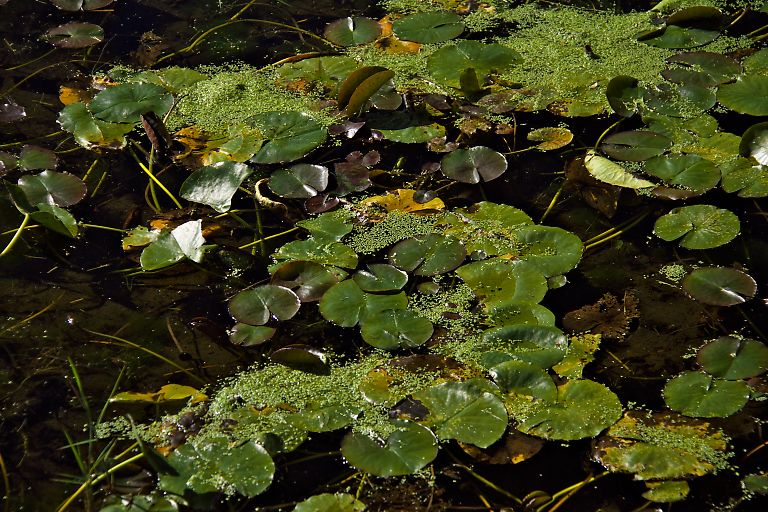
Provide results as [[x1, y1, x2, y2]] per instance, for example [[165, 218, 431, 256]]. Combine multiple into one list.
[[80, 223, 127, 233], [0, 451, 10, 512], [540, 181, 565, 223], [55, 453, 144, 512], [0, 214, 30, 257], [593, 118, 624, 149], [130, 146, 182, 209], [237, 226, 299, 250], [584, 210, 650, 250]]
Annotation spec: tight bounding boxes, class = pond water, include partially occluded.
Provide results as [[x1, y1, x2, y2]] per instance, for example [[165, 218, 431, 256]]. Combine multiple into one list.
[[1, 0, 768, 511]]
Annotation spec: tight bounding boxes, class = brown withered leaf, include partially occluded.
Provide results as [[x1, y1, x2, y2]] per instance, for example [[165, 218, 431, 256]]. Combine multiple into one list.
[[565, 156, 621, 218], [459, 430, 544, 464], [562, 291, 639, 340]]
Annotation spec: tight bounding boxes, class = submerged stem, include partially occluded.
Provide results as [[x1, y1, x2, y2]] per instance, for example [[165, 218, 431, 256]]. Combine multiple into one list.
[[0, 214, 30, 258]]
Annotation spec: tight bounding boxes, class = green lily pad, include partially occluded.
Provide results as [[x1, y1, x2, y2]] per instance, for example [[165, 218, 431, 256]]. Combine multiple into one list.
[[271, 345, 329, 375], [665, 51, 741, 87], [140, 220, 207, 270], [18, 145, 57, 171], [480, 325, 568, 369], [606, 75, 643, 117], [527, 127, 573, 151], [271, 261, 344, 302], [30, 203, 78, 238], [360, 309, 433, 350], [366, 110, 445, 143], [427, 40, 521, 90], [297, 213, 354, 243], [642, 480, 690, 503], [229, 323, 276, 346], [663, 371, 750, 417], [643, 154, 719, 193], [593, 411, 730, 480], [17, 170, 86, 207], [515, 225, 583, 277], [249, 112, 327, 164], [268, 164, 329, 199], [718, 75, 768, 116], [45, 22, 104, 48], [585, 151, 655, 188], [485, 301, 556, 328], [293, 493, 366, 512], [653, 204, 740, 249], [389, 234, 466, 276], [57, 102, 133, 149], [740, 122, 768, 165], [601, 131, 672, 161], [229, 285, 301, 326], [697, 336, 768, 380], [414, 380, 508, 448], [319, 279, 406, 327], [441, 146, 508, 184], [353, 263, 408, 292], [51, 0, 113, 10], [275, 239, 358, 268], [392, 12, 464, 44], [720, 159, 768, 198], [743, 473, 768, 495], [341, 421, 438, 477], [179, 161, 253, 213], [510, 379, 622, 440], [456, 259, 548, 307], [643, 82, 716, 118], [278, 56, 358, 94], [490, 360, 557, 402], [164, 436, 274, 497], [324, 17, 381, 46], [338, 66, 395, 116], [89, 83, 173, 124], [132, 67, 208, 93], [682, 267, 756, 306], [290, 404, 361, 433]]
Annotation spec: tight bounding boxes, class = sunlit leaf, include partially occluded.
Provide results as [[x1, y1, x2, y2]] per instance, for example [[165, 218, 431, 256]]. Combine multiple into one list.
[[388, 234, 466, 276], [17, 170, 85, 207], [682, 267, 756, 306], [653, 204, 740, 249], [428, 40, 521, 89], [480, 325, 568, 369], [360, 189, 444, 212], [229, 285, 301, 326], [180, 161, 252, 213], [341, 421, 438, 477], [601, 131, 672, 162], [717, 75, 768, 116], [697, 336, 768, 380], [111, 384, 207, 404], [140, 220, 207, 270], [324, 17, 381, 46], [392, 12, 464, 44], [89, 83, 173, 124], [249, 112, 327, 164], [527, 127, 573, 151], [293, 493, 366, 512], [585, 151, 655, 188], [643, 154, 719, 193], [740, 122, 768, 165], [319, 279, 406, 327], [269, 164, 329, 199]]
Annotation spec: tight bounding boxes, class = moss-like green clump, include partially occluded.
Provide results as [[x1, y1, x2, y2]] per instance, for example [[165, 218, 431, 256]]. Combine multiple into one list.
[[344, 210, 438, 254]]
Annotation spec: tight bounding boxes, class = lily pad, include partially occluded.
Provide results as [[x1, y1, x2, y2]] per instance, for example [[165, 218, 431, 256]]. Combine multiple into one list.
[[606, 75, 643, 117], [293, 493, 366, 512], [353, 264, 408, 292], [456, 259, 548, 307], [229, 323, 276, 346], [180, 161, 253, 213], [291, 404, 361, 433], [341, 421, 438, 477], [642, 481, 690, 503], [275, 239, 358, 268], [653, 204, 740, 249], [229, 285, 301, 326], [480, 325, 568, 369], [392, 12, 464, 44], [271, 345, 329, 375], [338, 66, 395, 116], [490, 360, 557, 402], [601, 131, 672, 161], [664, 371, 750, 417], [717, 75, 768, 116], [140, 221, 208, 270], [360, 309, 433, 350], [585, 151, 655, 188], [527, 127, 573, 151], [441, 146, 508, 183], [697, 336, 768, 380], [388, 234, 466, 276], [414, 380, 508, 448], [17, 170, 86, 207], [249, 112, 327, 164], [271, 261, 344, 302], [30, 203, 78, 238], [89, 83, 173, 124], [324, 17, 381, 46], [515, 225, 584, 277], [268, 164, 329, 199], [45, 22, 104, 49], [427, 40, 521, 89], [366, 110, 445, 143], [510, 379, 622, 441], [319, 279, 406, 327], [740, 122, 768, 165], [57, 102, 133, 148], [643, 154, 719, 193], [18, 145, 58, 171], [50, 0, 114, 10], [682, 267, 756, 306]]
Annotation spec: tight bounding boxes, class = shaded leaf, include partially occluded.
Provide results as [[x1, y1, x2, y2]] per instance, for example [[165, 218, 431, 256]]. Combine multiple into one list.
[[441, 146, 508, 183], [683, 267, 756, 306], [392, 12, 464, 44], [664, 371, 749, 417], [229, 285, 301, 326], [697, 336, 768, 380], [45, 22, 104, 48], [653, 204, 740, 249], [341, 421, 438, 477]]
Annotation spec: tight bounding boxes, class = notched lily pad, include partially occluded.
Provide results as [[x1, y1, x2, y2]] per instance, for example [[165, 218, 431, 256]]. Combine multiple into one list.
[[697, 336, 768, 380], [89, 83, 173, 124], [45, 22, 104, 48], [601, 131, 672, 161], [718, 75, 768, 116], [180, 161, 253, 213], [341, 421, 438, 477], [653, 204, 740, 249], [271, 261, 344, 302], [249, 112, 327, 164], [664, 371, 749, 417], [229, 285, 301, 326], [393, 12, 464, 44], [682, 267, 756, 306], [17, 170, 86, 207], [360, 309, 433, 350], [643, 154, 719, 193], [294, 493, 366, 512], [441, 146, 508, 183], [480, 325, 568, 369], [269, 164, 329, 199], [389, 234, 465, 276], [324, 17, 381, 47]]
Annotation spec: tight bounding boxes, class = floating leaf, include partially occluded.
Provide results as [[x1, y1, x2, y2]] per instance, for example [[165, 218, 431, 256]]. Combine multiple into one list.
[[57, 102, 133, 148], [441, 146, 508, 183], [481, 325, 568, 369], [291, 404, 361, 433], [111, 384, 207, 404], [180, 161, 252, 213], [601, 131, 672, 161], [606, 75, 642, 117], [717, 75, 768, 116], [268, 164, 329, 199], [29, 203, 78, 238], [392, 12, 464, 44], [427, 40, 521, 89], [456, 259, 548, 308], [740, 122, 768, 165], [653, 204, 740, 249], [360, 309, 433, 350], [275, 239, 358, 268], [271, 261, 344, 302], [743, 474, 768, 495], [664, 371, 750, 417], [297, 214, 354, 243], [50, 0, 114, 10], [324, 17, 381, 46], [366, 110, 445, 143], [665, 51, 741, 87], [293, 493, 366, 512], [360, 189, 444, 212], [319, 279, 406, 327], [643, 82, 716, 117], [643, 481, 690, 503], [45, 22, 104, 48], [17, 145, 57, 171], [643, 154, 719, 193], [17, 170, 86, 207], [271, 345, 329, 374], [140, 220, 207, 270], [389, 234, 466, 276], [527, 127, 573, 151], [249, 112, 327, 164], [338, 66, 395, 116], [515, 225, 583, 277], [353, 264, 408, 292], [682, 267, 756, 306], [229, 323, 276, 346], [585, 151, 655, 188], [414, 380, 507, 448], [229, 285, 301, 326], [341, 421, 438, 477], [697, 336, 768, 380], [89, 83, 173, 124], [510, 379, 622, 440], [490, 360, 557, 402]]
